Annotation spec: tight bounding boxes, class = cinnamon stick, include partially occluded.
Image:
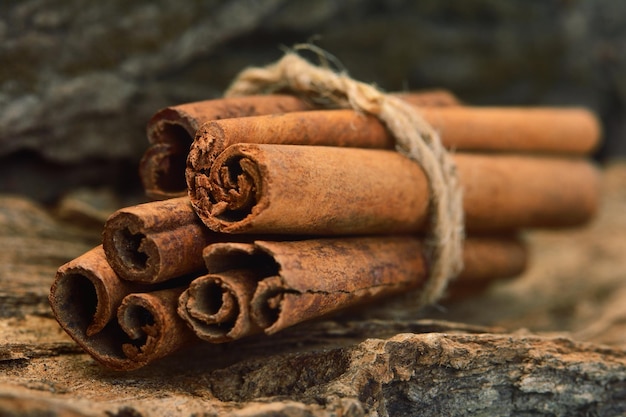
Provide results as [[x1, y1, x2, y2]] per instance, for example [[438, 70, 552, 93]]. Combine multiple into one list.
[[176, 240, 281, 343], [191, 144, 600, 235], [49, 246, 142, 338], [49, 246, 196, 370], [420, 106, 599, 154], [453, 235, 528, 285], [102, 197, 298, 284], [142, 95, 314, 199], [177, 268, 261, 343], [186, 106, 599, 205], [143, 91, 460, 199], [179, 236, 526, 338], [116, 287, 196, 369], [102, 197, 212, 283]]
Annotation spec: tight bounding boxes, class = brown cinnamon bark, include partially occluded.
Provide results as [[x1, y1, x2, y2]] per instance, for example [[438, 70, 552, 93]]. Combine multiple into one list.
[[49, 246, 143, 338], [102, 197, 213, 283], [192, 144, 600, 235], [183, 236, 526, 337], [418, 106, 599, 154], [186, 106, 599, 205], [49, 246, 196, 370], [102, 197, 295, 284], [143, 91, 459, 199], [116, 287, 196, 369], [142, 95, 314, 199], [177, 268, 262, 343], [444, 235, 528, 301], [181, 237, 426, 339]]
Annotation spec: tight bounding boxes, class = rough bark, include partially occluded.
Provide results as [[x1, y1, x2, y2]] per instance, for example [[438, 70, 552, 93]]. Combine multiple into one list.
[[1, 163, 626, 416]]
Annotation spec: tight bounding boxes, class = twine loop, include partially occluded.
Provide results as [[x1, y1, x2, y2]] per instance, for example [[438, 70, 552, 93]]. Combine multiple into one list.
[[225, 49, 464, 306]]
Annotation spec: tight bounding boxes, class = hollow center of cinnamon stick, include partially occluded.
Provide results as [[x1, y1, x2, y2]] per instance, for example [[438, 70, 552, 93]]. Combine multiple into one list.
[[251, 277, 286, 330], [158, 156, 188, 194], [256, 292, 283, 330], [155, 123, 191, 193], [194, 281, 230, 317], [53, 273, 98, 331], [210, 156, 258, 221], [114, 227, 149, 271], [205, 247, 279, 277], [159, 121, 193, 145], [119, 304, 155, 348]]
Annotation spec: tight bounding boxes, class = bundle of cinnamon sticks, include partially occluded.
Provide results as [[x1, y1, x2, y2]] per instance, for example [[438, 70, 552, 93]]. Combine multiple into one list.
[[49, 90, 601, 370]]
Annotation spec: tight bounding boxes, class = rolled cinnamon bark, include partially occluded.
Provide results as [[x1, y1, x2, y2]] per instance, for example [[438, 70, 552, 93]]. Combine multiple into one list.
[[177, 268, 261, 343], [418, 106, 599, 154], [49, 246, 142, 338], [186, 236, 527, 337], [143, 91, 459, 199], [186, 106, 600, 205], [142, 95, 314, 199], [116, 287, 196, 369], [176, 240, 278, 343], [102, 197, 213, 283], [193, 144, 599, 234], [102, 197, 294, 284], [49, 246, 196, 370]]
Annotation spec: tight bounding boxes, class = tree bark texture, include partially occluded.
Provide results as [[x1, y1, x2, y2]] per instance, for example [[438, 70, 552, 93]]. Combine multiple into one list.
[[1, 163, 626, 416]]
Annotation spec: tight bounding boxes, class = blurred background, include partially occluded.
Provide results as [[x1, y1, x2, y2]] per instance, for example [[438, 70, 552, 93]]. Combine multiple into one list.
[[1, 0, 625, 203]]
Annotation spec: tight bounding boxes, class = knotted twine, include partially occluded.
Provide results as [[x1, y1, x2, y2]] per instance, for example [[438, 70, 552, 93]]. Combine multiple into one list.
[[224, 50, 465, 307]]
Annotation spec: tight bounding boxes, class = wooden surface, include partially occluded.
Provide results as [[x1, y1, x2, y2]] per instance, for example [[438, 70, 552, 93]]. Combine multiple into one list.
[[1, 164, 626, 416]]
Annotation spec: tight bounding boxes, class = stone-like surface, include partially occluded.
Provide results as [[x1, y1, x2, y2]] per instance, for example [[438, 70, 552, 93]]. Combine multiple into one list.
[[2, 0, 626, 200]]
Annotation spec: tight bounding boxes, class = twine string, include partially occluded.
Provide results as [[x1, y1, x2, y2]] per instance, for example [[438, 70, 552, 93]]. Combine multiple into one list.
[[224, 49, 465, 306]]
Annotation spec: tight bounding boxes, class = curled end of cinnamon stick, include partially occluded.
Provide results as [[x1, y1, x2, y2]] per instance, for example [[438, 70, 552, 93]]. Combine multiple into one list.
[[143, 109, 198, 199], [186, 122, 227, 210], [103, 212, 160, 283], [103, 198, 213, 283], [49, 246, 155, 370], [49, 246, 126, 338], [250, 275, 285, 332], [51, 256, 195, 370], [200, 242, 284, 337], [210, 157, 258, 215], [147, 108, 198, 146], [51, 268, 103, 338], [117, 288, 194, 368], [139, 142, 189, 200], [197, 147, 265, 232], [178, 271, 261, 343]]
